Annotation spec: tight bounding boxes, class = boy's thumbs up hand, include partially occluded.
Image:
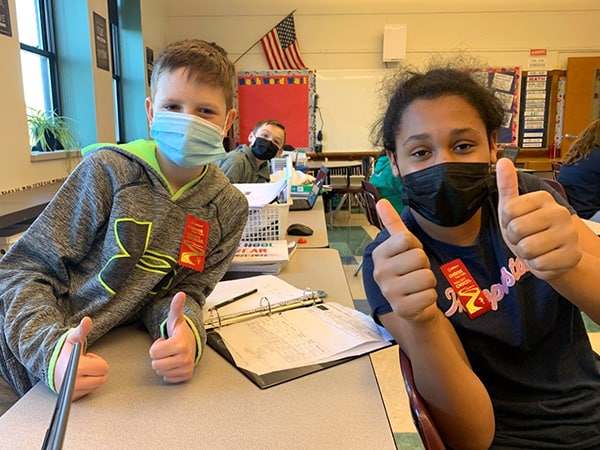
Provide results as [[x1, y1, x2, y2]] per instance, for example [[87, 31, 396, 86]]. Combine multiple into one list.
[[166, 291, 187, 338], [495, 158, 581, 280], [372, 200, 438, 322], [149, 292, 196, 383]]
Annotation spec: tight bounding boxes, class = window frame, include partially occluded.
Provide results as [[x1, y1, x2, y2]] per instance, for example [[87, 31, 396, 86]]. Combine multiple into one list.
[[108, 0, 124, 143], [18, 0, 62, 116]]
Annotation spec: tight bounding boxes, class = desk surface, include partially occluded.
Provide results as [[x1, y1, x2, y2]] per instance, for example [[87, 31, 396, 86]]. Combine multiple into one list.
[[0, 249, 395, 450], [287, 196, 329, 248], [582, 218, 600, 235]]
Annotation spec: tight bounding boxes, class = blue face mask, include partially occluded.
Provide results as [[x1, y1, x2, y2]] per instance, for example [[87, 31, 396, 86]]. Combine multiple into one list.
[[150, 111, 227, 168]]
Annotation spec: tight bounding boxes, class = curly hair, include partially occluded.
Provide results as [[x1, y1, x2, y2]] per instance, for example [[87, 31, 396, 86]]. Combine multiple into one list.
[[150, 39, 236, 109], [562, 119, 600, 165], [371, 57, 504, 153]]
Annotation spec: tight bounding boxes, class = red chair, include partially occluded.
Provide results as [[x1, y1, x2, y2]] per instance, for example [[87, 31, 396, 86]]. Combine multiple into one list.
[[361, 179, 383, 230], [399, 348, 447, 450]]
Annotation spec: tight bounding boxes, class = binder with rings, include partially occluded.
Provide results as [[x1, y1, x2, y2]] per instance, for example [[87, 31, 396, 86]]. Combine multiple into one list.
[[204, 288, 323, 331], [204, 287, 357, 390]]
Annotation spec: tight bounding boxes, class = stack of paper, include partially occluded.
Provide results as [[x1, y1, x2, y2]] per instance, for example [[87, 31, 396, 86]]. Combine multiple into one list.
[[218, 302, 393, 375], [233, 180, 287, 207], [227, 240, 295, 274]]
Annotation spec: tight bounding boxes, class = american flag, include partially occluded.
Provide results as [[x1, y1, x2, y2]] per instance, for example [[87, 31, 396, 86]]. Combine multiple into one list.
[[260, 13, 307, 70]]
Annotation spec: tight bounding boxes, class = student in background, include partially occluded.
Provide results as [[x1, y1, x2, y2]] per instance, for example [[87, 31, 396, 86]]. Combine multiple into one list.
[[558, 118, 600, 222], [369, 152, 405, 213], [363, 66, 600, 449], [218, 119, 286, 183], [0, 39, 248, 400]]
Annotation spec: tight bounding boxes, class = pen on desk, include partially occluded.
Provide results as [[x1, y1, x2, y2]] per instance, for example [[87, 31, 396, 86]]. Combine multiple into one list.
[[212, 288, 258, 310]]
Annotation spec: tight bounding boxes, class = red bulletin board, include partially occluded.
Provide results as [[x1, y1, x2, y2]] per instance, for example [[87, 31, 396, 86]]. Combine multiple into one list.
[[236, 70, 316, 152]]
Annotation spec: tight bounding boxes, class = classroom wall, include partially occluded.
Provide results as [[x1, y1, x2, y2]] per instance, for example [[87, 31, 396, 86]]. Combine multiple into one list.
[[165, 0, 600, 71], [164, 0, 600, 151], [1, 1, 599, 191], [0, 0, 168, 192]]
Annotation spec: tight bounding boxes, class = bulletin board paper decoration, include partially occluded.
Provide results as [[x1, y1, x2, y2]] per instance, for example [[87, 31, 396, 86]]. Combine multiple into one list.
[[236, 70, 316, 152], [485, 67, 521, 145], [554, 75, 566, 150]]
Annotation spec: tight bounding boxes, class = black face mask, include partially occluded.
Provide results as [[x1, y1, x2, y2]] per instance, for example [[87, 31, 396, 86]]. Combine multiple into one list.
[[251, 137, 280, 160], [401, 162, 491, 227]]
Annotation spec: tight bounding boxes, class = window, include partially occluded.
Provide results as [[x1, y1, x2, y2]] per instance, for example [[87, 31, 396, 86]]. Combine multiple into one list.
[[108, 0, 124, 143], [15, 0, 60, 115]]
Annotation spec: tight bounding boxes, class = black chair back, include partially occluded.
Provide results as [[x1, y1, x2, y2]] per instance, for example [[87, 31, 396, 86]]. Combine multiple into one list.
[[361, 180, 383, 230]]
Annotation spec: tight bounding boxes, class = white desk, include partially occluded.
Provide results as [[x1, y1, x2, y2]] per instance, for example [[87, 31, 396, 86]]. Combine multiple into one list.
[[0, 249, 395, 450], [582, 218, 600, 235], [287, 196, 329, 248]]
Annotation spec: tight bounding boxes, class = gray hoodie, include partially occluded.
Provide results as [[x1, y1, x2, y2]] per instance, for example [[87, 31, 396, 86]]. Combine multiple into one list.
[[0, 140, 248, 395]]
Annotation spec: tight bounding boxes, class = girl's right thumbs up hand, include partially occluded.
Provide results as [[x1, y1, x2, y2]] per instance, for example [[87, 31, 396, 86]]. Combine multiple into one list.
[[372, 199, 438, 323]]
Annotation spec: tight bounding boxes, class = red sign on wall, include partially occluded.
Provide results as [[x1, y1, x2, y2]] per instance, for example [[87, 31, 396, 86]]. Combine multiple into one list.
[[236, 70, 316, 151]]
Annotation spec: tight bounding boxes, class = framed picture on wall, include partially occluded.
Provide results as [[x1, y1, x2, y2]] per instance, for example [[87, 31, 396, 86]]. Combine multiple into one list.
[[93, 12, 109, 71], [146, 47, 154, 86], [0, 0, 12, 37]]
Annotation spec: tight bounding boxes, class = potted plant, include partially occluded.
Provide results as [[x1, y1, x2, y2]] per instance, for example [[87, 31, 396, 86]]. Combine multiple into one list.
[[27, 108, 78, 152]]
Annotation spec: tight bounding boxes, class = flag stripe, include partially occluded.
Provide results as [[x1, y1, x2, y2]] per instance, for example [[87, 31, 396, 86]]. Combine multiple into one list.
[[286, 43, 305, 69], [263, 32, 285, 69], [259, 12, 307, 70], [270, 33, 286, 69]]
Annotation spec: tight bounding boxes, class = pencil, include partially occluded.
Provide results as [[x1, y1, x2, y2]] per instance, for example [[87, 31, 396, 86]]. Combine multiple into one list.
[[212, 288, 258, 310]]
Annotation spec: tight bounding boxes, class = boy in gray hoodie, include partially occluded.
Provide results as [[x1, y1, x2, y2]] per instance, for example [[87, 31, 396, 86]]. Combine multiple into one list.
[[0, 39, 248, 400]]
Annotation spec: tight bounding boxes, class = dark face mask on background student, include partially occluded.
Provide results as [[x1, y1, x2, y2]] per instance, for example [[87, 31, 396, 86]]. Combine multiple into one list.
[[401, 162, 492, 227], [251, 137, 280, 160]]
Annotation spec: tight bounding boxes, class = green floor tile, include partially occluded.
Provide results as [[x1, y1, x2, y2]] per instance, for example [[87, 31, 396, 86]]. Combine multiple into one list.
[[582, 313, 600, 332], [394, 432, 425, 449], [327, 226, 372, 257]]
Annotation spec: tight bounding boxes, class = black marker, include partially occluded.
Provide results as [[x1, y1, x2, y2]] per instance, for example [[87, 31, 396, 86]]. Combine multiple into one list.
[[212, 288, 258, 310]]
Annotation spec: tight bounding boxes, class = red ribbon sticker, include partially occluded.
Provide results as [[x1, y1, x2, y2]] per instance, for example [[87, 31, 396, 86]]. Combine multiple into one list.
[[178, 214, 210, 272], [440, 258, 491, 319]]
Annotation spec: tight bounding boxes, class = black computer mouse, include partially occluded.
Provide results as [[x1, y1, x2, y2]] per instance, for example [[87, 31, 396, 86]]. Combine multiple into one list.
[[287, 223, 313, 236]]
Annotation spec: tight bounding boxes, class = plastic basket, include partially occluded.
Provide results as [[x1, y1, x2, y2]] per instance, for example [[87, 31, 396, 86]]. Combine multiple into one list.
[[241, 202, 290, 242]]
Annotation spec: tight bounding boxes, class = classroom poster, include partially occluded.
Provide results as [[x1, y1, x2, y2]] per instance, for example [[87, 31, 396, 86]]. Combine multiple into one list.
[[236, 70, 316, 152], [519, 71, 551, 148], [486, 68, 520, 145]]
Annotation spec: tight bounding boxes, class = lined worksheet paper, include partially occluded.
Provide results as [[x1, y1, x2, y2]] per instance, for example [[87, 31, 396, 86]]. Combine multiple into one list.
[[217, 302, 393, 375]]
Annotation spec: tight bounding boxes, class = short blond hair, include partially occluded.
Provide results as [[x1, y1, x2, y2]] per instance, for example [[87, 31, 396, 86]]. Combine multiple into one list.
[[150, 39, 236, 109]]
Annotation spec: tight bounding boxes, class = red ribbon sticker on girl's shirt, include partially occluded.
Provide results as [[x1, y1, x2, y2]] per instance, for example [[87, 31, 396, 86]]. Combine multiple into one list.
[[178, 215, 210, 272], [440, 258, 491, 319]]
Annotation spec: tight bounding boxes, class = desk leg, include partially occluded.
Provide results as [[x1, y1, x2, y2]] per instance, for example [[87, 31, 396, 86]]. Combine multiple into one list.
[[329, 193, 349, 227]]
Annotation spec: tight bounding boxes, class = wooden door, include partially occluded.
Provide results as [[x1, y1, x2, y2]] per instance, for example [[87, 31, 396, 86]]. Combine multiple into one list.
[[561, 57, 600, 155]]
